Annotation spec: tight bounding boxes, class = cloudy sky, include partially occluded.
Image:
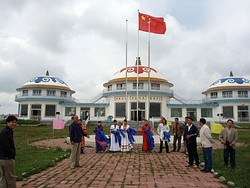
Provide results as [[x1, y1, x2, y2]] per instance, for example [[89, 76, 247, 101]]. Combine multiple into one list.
[[1, 0, 250, 114]]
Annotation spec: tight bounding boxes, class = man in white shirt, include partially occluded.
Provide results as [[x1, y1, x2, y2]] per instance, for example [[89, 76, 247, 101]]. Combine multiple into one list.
[[199, 118, 213, 172]]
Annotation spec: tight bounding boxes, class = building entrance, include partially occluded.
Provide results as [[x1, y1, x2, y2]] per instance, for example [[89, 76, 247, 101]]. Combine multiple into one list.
[[130, 102, 145, 121]]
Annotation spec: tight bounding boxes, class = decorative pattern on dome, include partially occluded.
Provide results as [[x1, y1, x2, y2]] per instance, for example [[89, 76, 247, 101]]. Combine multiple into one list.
[[210, 77, 250, 87], [29, 76, 68, 86], [120, 66, 157, 74]]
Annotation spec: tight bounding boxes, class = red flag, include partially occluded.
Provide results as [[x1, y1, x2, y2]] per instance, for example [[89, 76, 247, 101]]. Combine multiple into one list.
[[139, 12, 166, 34]]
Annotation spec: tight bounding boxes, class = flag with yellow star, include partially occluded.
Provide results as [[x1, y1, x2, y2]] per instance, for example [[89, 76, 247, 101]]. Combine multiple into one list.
[[139, 12, 166, 34]]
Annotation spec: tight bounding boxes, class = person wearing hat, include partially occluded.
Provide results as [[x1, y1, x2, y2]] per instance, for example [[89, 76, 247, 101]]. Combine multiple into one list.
[[0, 115, 18, 187]]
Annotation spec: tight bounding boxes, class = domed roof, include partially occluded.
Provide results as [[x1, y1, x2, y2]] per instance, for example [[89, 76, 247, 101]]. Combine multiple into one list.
[[206, 76, 250, 92], [104, 65, 173, 86], [17, 72, 74, 92]]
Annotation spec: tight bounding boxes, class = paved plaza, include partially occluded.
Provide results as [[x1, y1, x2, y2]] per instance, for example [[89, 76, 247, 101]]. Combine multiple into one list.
[[16, 137, 226, 188]]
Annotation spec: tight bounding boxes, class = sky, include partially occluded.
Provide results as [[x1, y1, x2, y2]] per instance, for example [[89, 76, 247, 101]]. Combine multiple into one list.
[[0, 0, 250, 114]]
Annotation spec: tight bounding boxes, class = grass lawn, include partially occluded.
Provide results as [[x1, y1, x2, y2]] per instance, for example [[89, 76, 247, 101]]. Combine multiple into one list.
[[0, 125, 70, 180], [210, 126, 250, 188], [0, 123, 111, 180]]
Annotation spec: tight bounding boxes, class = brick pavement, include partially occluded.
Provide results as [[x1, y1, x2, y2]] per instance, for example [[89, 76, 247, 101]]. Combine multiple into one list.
[[17, 138, 226, 188]]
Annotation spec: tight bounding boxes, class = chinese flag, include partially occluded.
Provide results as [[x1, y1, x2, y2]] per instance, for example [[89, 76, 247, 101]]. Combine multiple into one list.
[[139, 12, 166, 34]]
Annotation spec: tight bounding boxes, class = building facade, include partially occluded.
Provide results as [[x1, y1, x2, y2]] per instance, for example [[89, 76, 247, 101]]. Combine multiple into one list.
[[15, 61, 250, 123]]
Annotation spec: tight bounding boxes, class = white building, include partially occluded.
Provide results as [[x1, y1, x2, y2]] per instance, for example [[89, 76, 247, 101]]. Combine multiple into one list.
[[15, 60, 250, 123]]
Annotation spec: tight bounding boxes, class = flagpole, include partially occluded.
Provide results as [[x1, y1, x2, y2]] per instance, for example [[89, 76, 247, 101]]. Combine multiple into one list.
[[147, 18, 151, 122], [137, 9, 140, 127], [125, 19, 128, 120]]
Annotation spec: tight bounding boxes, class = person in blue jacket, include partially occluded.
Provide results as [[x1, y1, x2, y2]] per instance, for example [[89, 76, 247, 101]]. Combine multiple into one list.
[[184, 117, 199, 168], [69, 115, 89, 169]]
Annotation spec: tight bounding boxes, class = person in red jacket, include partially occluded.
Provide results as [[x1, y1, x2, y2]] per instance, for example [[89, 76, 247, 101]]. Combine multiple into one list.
[[142, 120, 152, 152]]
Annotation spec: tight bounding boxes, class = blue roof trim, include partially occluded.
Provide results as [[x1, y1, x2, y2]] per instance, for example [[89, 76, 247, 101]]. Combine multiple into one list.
[[209, 99, 250, 103], [60, 101, 109, 106], [15, 97, 72, 102], [103, 91, 173, 97], [167, 103, 219, 107]]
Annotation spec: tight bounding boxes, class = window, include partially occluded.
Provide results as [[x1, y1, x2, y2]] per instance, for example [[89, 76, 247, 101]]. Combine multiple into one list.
[[20, 104, 28, 117], [116, 83, 125, 90], [222, 91, 232, 98], [151, 83, 160, 90], [45, 105, 56, 117], [65, 107, 76, 116], [115, 103, 126, 117], [186, 108, 197, 121], [22, 90, 28, 96], [149, 103, 161, 117], [223, 106, 234, 118], [201, 108, 213, 117], [131, 102, 145, 110], [238, 106, 249, 122], [210, 92, 218, 99], [33, 90, 41, 96], [95, 107, 105, 117], [238, 91, 248, 98], [61, 91, 67, 97], [47, 90, 56, 96], [108, 85, 112, 91], [133, 83, 144, 89], [31, 104, 41, 109], [171, 108, 182, 117]]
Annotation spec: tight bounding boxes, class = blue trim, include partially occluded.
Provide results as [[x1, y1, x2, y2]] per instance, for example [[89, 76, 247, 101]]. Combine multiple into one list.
[[15, 97, 72, 102], [103, 90, 173, 97], [167, 103, 219, 107], [209, 99, 250, 103], [61, 101, 109, 106]]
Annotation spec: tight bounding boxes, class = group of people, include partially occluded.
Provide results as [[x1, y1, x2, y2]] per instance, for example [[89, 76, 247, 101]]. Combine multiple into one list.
[[68, 115, 239, 173], [0, 114, 238, 187], [95, 119, 154, 153], [183, 117, 238, 173]]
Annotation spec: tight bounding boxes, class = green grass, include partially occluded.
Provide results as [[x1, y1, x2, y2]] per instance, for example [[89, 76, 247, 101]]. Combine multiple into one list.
[[0, 123, 110, 180], [0, 125, 70, 180], [211, 127, 250, 188], [0, 119, 40, 125]]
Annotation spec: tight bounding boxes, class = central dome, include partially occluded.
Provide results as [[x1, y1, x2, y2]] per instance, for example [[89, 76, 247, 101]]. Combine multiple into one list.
[[109, 65, 169, 82], [104, 57, 172, 85]]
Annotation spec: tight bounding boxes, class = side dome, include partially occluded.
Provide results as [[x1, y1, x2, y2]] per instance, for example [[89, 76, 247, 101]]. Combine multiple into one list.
[[17, 74, 75, 93], [206, 77, 250, 92]]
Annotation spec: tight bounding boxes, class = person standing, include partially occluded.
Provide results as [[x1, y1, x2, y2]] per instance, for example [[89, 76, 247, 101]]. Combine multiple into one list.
[[157, 118, 170, 153], [120, 120, 132, 152], [69, 115, 89, 169], [94, 121, 109, 153], [109, 120, 121, 152], [142, 120, 154, 152], [172, 118, 183, 152], [0, 115, 18, 188], [199, 118, 213, 172], [182, 117, 188, 153], [219, 119, 238, 168], [78, 119, 87, 154], [184, 117, 199, 167]]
